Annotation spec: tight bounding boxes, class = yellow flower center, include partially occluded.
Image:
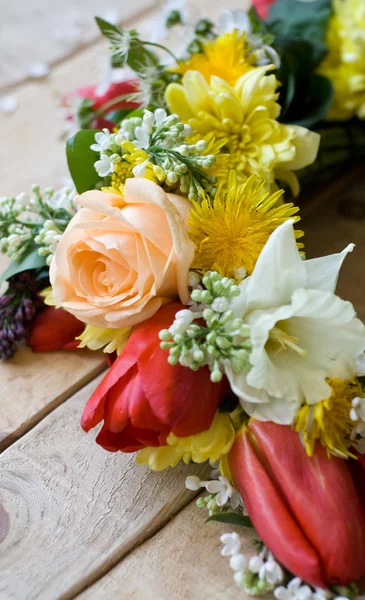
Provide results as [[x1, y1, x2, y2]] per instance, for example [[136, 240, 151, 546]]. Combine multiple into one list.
[[294, 378, 363, 459], [189, 171, 303, 278], [268, 324, 307, 357]]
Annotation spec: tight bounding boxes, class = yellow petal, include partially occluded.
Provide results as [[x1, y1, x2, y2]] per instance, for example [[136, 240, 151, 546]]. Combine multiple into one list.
[[282, 125, 321, 171]]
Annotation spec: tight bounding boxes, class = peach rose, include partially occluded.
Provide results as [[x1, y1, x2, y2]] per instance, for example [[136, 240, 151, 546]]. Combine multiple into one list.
[[50, 178, 194, 328]]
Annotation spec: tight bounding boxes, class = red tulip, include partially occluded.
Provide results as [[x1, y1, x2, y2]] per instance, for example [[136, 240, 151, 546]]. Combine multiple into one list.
[[63, 79, 140, 131], [28, 306, 84, 352], [252, 0, 277, 19], [81, 302, 225, 452], [229, 421, 365, 588]]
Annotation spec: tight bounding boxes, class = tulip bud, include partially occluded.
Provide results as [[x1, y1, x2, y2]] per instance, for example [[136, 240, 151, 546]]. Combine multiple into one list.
[[229, 421, 365, 588]]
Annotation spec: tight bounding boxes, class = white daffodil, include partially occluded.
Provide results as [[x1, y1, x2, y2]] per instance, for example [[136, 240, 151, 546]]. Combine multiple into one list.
[[90, 129, 113, 152], [274, 578, 313, 600], [226, 220, 365, 424]]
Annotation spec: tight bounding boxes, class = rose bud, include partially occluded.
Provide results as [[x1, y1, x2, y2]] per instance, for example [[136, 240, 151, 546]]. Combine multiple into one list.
[[63, 79, 140, 132], [28, 306, 84, 352], [81, 302, 225, 452], [228, 420, 365, 588]]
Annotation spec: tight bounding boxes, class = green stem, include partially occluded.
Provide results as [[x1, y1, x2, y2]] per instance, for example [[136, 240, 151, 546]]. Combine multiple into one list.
[[139, 40, 179, 64]]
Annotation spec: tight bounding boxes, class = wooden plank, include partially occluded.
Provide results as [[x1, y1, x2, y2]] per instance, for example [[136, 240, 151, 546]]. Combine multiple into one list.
[[0, 374, 209, 600], [0, 0, 155, 91], [0, 347, 105, 451], [78, 498, 269, 600], [301, 164, 365, 321]]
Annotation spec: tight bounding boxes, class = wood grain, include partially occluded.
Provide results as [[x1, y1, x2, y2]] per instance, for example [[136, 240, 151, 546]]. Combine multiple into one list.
[[0, 374, 209, 600], [0, 0, 156, 90], [0, 346, 105, 451], [79, 498, 271, 600], [301, 164, 365, 321]]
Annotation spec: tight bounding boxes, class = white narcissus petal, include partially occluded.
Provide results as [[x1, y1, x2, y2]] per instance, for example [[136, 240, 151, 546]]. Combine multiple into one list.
[[305, 243, 354, 292], [240, 395, 301, 425], [244, 220, 306, 311]]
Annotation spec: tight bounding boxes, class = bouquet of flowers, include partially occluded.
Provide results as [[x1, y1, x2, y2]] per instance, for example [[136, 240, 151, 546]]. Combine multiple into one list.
[[1, 1, 365, 598]]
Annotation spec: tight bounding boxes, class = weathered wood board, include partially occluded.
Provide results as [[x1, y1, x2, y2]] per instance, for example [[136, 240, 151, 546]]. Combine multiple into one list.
[[0, 346, 105, 451], [0, 374, 209, 600]]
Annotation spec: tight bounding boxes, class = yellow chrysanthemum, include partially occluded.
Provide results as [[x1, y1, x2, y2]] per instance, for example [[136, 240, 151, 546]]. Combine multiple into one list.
[[166, 66, 320, 195], [103, 142, 159, 196], [171, 30, 254, 87], [77, 325, 132, 354], [318, 0, 365, 120], [189, 172, 303, 278], [294, 378, 363, 459], [136, 411, 236, 471]]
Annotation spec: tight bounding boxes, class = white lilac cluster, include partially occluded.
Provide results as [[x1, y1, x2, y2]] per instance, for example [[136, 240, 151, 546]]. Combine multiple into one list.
[[91, 108, 218, 201], [159, 271, 252, 383], [185, 469, 243, 516], [220, 534, 284, 595], [0, 186, 77, 265], [220, 539, 357, 600]]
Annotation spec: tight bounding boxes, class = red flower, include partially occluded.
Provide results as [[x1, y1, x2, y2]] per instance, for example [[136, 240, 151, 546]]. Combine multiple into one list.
[[229, 421, 365, 588], [81, 302, 225, 452], [63, 79, 140, 131], [252, 0, 277, 19], [28, 306, 84, 352]]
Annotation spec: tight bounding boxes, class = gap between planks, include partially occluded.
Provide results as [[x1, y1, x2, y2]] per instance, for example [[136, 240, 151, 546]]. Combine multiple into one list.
[[0, 374, 210, 600]]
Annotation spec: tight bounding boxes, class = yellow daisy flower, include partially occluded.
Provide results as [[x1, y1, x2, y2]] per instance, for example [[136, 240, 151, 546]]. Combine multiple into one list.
[[189, 172, 303, 279], [318, 0, 365, 120], [171, 30, 254, 87], [166, 66, 320, 194], [136, 410, 236, 471], [294, 378, 363, 459]]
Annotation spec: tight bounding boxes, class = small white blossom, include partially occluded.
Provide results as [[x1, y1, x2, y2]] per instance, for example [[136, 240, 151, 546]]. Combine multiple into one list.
[[220, 532, 241, 557], [211, 297, 230, 313], [185, 475, 203, 491], [274, 578, 313, 600], [155, 108, 168, 127], [132, 162, 147, 178], [95, 154, 114, 177], [248, 553, 265, 574], [133, 126, 150, 149], [259, 552, 284, 586], [229, 553, 248, 572], [91, 129, 113, 152]]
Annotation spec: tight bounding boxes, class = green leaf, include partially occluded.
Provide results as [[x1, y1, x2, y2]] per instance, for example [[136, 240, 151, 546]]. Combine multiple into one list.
[[95, 16, 124, 40], [126, 39, 159, 73], [267, 0, 332, 42], [105, 108, 135, 124], [206, 513, 253, 528], [289, 75, 334, 128], [0, 248, 47, 284], [66, 130, 102, 194]]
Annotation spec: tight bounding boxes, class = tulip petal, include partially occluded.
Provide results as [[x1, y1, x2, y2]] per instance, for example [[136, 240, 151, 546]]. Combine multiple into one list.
[[229, 426, 326, 587], [250, 421, 365, 586], [28, 306, 84, 353]]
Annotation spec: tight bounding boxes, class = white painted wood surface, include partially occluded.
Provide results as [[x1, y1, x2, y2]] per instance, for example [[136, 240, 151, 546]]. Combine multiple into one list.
[[0, 0, 156, 90]]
